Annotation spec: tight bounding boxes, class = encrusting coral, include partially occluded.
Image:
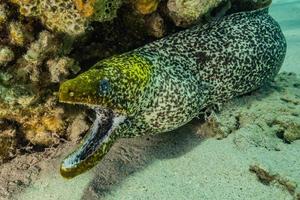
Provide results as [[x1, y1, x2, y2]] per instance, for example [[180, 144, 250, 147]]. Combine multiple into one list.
[[0, 2, 80, 154], [10, 0, 123, 36]]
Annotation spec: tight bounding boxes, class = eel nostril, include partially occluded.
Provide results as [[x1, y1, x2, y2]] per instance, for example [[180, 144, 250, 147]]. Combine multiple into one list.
[[69, 91, 74, 97]]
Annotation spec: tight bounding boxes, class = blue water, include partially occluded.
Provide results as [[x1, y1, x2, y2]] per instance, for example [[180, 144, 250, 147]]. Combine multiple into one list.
[[270, 0, 300, 74]]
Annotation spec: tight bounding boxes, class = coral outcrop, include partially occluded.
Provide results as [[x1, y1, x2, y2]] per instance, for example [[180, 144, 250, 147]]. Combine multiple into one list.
[[0, 2, 79, 158], [10, 0, 123, 36], [167, 0, 225, 27]]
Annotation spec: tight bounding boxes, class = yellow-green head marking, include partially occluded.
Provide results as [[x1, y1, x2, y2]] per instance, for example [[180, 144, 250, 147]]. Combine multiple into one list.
[[59, 53, 152, 114], [59, 53, 152, 178]]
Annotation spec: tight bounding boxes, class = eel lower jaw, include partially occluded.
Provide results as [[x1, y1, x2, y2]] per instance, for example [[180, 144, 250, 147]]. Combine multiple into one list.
[[60, 108, 126, 179]]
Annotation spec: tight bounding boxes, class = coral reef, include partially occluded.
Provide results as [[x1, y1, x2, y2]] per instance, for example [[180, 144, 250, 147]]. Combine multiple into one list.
[[10, 0, 123, 36], [0, 2, 78, 158]]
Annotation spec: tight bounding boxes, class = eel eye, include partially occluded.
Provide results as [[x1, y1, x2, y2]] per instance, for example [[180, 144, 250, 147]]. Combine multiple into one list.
[[99, 79, 110, 94]]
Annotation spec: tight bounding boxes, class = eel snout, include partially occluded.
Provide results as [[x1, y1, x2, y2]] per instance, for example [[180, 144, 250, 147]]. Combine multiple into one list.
[[60, 108, 126, 179]]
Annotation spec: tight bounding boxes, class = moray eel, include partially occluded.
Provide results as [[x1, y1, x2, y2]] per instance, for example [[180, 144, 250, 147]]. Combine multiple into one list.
[[59, 7, 286, 178]]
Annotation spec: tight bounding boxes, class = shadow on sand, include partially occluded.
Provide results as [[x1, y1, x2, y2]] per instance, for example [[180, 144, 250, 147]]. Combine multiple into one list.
[[81, 119, 206, 199]]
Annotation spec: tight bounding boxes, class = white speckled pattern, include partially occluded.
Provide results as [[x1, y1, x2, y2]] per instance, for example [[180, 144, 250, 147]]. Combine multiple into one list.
[[124, 8, 286, 136]]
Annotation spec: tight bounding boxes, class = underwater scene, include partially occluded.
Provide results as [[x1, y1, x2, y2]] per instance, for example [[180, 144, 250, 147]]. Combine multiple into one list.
[[0, 0, 299, 199]]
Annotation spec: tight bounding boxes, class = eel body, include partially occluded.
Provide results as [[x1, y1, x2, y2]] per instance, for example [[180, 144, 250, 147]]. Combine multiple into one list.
[[59, 7, 286, 178]]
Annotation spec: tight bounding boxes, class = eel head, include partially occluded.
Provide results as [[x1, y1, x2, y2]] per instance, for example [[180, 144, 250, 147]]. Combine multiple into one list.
[[58, 54, 151, 178]]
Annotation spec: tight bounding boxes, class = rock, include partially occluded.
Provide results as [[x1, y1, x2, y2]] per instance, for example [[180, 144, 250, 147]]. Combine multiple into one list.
[[202, 73, 300, 143], [167, 0, 224, 27], [273, 115, 300, 143], [250, 164, 298, 194]]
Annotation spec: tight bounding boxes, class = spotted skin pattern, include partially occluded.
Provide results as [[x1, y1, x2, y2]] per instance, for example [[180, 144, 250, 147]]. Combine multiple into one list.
[[124, 7, 286, 136], [59, 7, 286, 178]]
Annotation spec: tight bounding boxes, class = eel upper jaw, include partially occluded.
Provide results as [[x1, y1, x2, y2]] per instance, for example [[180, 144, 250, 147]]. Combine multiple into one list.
[[60, 107, 127, 179], [59, 98, 127, 116]]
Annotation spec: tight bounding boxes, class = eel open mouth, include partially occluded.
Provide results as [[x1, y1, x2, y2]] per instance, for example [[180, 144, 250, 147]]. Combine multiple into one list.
[[60, 108, 126, 179]]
